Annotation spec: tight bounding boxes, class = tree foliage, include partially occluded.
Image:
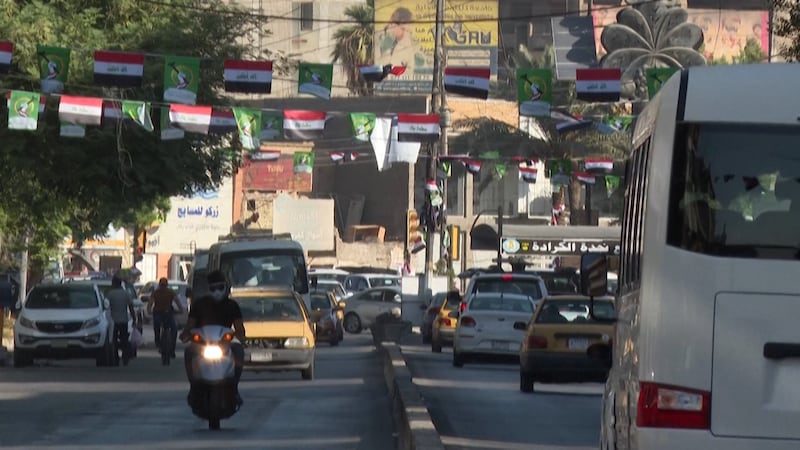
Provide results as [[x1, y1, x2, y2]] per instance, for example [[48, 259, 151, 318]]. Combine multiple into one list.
[[331, 0, 375, 96], [772, 0, 800, 61], [0, 0, 278, 268], [706, 37, 767, 65]]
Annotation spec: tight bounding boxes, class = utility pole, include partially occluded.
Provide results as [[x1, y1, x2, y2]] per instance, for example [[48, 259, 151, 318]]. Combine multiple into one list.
[[422, 0, 446, 295]]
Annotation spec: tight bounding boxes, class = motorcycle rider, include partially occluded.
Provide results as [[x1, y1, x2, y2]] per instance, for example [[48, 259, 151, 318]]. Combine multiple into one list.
[[179, 270, 246, 405], [147, 277, 182, 358]]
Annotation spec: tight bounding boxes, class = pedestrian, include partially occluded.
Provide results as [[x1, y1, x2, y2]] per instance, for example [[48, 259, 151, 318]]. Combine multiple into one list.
[[148, 278, 182, 358], [106, 277, 137, 366]]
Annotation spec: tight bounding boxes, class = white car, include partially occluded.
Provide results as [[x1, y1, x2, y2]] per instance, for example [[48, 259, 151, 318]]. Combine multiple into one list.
[[309, 268, 349, 285], [452, 292, 536, 367], [13, 282, 117, 367], [342, 287, 402, 334], [342, 273, 401, 296]]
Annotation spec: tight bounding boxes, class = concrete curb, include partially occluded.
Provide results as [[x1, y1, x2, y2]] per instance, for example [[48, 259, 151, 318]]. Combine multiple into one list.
[[374, 333, 445, 450]]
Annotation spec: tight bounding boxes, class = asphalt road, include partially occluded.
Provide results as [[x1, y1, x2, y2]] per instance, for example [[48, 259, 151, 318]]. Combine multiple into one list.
[[402, 334, 603, 450], [0, 332, 394, 450]]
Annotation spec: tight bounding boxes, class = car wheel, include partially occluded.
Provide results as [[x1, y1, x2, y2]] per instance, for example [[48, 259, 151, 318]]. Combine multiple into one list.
[[452, 351, 465, 368], [343, 313, 361, 334], [13, 349, 32, 368], [431, 337, 442, 353], [301, 361, 315, 380], [520, 370, 535, 393]]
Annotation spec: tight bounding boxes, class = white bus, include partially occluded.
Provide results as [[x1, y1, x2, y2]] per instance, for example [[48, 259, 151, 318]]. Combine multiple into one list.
[[600, 64, 800, 449]]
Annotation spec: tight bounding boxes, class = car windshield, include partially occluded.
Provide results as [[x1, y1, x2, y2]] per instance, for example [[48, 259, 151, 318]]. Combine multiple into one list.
[[370, 277, 400, 287], [668, 123, 800, 260], [318, 281, 345, 299], [220, 250, 308, 293], [237, 296, 304, 321], [535, 300, 615, 323], [470, 295, 533, 313], [310, 294, 331, 310], [26, 286, 98, 309], [472, 277, 543, 300], [530, 272, 580, 295]]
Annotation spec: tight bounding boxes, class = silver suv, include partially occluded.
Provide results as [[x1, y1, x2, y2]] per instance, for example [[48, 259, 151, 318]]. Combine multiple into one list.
[[13, 283, 116, 367], [462, 273, 548, 312]]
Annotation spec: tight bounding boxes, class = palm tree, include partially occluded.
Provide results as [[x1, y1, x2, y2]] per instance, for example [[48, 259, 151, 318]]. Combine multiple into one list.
[[331, 0, 374, 96], [599, 0, 705, 100]]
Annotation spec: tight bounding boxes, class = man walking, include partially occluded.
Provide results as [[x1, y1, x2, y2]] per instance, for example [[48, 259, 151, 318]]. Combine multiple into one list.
[[107, 277, 137, 366]]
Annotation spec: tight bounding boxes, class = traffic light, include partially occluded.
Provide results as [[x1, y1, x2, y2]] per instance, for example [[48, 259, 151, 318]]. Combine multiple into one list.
[[406, 210, 425, 254], [135, 228, 147, 256]]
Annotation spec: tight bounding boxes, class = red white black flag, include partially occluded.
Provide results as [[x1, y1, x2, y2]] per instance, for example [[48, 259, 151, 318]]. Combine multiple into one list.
[[575, 68, 621, 102], [396, 113, 440, 143], [358, 64, 406, 83], [283, 110, 326, 140], [444, 67, 490, 100], [93, 51, 144, 87]]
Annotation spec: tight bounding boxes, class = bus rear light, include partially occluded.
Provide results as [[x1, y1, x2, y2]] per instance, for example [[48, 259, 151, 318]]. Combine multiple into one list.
[[637, 382, 710, 429], [460, 316, 477, 327], [501, 274, 513, 281], [460, 302, 467, 313], [527, 335, 548, 348]]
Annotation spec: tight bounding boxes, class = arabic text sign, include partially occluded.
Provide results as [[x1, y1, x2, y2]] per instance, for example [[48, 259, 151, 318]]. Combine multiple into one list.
[[501, 237, 620, 256], [243, 155, 312, 192]]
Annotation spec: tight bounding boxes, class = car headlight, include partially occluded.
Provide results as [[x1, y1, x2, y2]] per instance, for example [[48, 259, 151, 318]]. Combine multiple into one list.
[[284, 337, 310, 348], [202, 345, 224, 360], [81, 315, 103, 329], [18, 316, 35, 329]]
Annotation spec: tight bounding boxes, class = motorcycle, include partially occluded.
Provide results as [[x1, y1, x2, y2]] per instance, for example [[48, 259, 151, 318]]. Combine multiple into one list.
[[186, 325, 240, 430]]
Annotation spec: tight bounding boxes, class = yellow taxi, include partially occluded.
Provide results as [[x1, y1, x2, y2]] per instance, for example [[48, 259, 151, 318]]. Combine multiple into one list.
[[519, 294, 615, 392], [431, 290, 462, 353], [230, 287, 321, 380]]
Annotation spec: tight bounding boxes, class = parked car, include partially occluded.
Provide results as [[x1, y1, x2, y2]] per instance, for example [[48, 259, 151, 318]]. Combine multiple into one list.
[[431, 291, 463, 353], [421, 292, 447, 344], [519, 295, 615, 393], [309, 290, 345, 345], [65, 278, 143, 333], [233, 286, 320, 380], [341, 287, 402, 334], [13, 282, 119, 367], [309, 268, 349, 285], [452, 292, 536, 368], [138, 280, 190, 327], [343, 274, 401, 295]]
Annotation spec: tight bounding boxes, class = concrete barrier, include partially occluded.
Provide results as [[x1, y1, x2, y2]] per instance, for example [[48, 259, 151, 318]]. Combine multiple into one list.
[[373, 329, 445, 450]]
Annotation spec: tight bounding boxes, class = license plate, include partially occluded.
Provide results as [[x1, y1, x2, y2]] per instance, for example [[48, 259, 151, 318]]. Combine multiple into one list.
[[491, 340, 508, 350], [250, 351, 272, 362], [51, 340, 68, 348], [568, 338, 589, 350]]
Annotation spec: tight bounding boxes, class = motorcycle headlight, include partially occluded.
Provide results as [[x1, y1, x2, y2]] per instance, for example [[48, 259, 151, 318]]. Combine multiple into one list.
[[81, 315, 103, 329], [284, 337, 310, 348], [18, 316, 35, 329], [202, 345, 224, 360]]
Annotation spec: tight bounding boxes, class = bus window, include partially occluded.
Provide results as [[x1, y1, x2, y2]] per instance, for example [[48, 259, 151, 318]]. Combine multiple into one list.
[[219, 251, 309, 294]]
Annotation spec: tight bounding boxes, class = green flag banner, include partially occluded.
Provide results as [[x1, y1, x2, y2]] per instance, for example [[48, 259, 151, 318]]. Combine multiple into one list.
[[122, 101, 154, 131], [516, 68, 552, 118], [164, 56, 200, 105], [37, 46, 70, 94], [293, 152, 315, 174], [604, 115, 634, 132], [298, 63, 334, 100], [605, 175, 621, 198], [232, 107, 262, 151], [547, 159, 573, 185], [260, 111, 282, 141], [160, 106, 184, 140], [646, 67, 679, 99], [494, 163, 507, 179], [350, 112, 376, 142], [8, 91, 40, 130], [440, 161, 452, 178], [479, 150, 501, 160]]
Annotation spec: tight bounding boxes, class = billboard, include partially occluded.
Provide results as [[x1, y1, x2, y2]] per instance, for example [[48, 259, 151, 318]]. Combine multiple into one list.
[[373, 0, 498, 93], [242, 152, 313, 192]]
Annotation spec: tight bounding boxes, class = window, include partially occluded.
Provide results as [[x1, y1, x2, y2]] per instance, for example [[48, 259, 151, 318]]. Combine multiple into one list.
[[219, 250, 308, 293], [26, 286, 98, 309], [238, 296, 303, 321], [299, 2, 313, 31], [470, 295, 534, 313], [667, 123, 800, 260], [535, 300, 615, 323], [620, 137, 651, 291], [310, 294, 331, 310]]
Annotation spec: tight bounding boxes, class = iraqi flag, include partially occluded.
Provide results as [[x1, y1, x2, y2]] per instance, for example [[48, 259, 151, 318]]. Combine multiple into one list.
[[575, 68, 621, 102], [224, 59, 272, 94], [209, 108, 237, 135], [330, 151, 345, 163], [464, 159, 482, 175], [93, 51, 144, 87], [359, 64, 406, 83], [102, 100, 122, 127], [584, 158, 614, 174], [444, 67, 490, 100], [169, 104, 212, 134], [575, 171, 596, 184], [283, 110, 326, 140], [250, 150, 281, 161], [519, 165, 538, 183], [58, 95, 103, 126], [0, 41, 13, 74], [397, 113, 440, 143]]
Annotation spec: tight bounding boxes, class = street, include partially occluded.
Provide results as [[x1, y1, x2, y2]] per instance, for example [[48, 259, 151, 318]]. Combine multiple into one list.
[[401, 335, 603, 450], [0, 332, 394, 450]]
